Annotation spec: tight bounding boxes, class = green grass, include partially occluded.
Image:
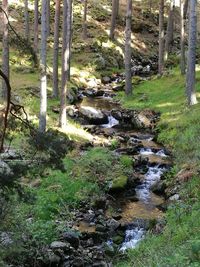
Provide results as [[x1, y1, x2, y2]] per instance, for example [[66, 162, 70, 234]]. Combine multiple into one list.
[[116, 68, 200, 267]]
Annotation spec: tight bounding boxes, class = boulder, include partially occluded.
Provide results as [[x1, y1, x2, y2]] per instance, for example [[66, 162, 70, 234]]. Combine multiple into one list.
[[79, 106, 108, 125], [62, 232, 80, 249], [50, 241, 69, 250]]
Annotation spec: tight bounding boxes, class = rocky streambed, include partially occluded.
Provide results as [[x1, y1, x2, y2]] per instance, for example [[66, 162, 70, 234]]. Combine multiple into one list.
[[48, 80, 174, 266]]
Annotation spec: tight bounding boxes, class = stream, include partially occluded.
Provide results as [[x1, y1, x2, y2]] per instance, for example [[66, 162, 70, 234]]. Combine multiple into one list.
[[50, 83, 171, 266], [77, 91, 170, 253]]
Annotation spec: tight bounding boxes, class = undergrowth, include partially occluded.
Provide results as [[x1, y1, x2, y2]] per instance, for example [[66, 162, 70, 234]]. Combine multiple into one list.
[[116, 68, 200, 267]]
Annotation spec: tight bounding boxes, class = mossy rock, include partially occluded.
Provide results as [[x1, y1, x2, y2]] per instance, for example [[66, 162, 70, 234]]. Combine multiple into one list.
[[111, 175, 128, 191], [132, 76, 142, 85]]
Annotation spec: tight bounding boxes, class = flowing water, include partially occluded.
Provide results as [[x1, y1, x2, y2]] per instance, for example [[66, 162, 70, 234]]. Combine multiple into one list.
[[78, 93, 170, 253]]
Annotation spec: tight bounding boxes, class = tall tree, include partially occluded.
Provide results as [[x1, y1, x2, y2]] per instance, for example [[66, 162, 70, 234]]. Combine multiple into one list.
[[180, 0, 186, 74], [110, 0, 117, 40], [186, 0, 197, 106], [82, 0, 88, 39], [46, 0, 51, 36], [1, 0, 9, 100], [52, 0, 61, 98], [34, 0, 39, 54], [184, 0, 189, 18], [59, 0, 72, 128], [158, 0, 164, 75], [24, 0, 30, 40], [125, 0, 132, 96], [164, 0, 175, 61], [39, 0, 48, 132], [116, 0, 119, 18]]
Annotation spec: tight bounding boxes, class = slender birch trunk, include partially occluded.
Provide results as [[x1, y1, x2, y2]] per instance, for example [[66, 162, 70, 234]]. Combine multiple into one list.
[[186, 0, 197, 106], [39, 0, 48, 132], [110, 0, 117, 40], [125, 0, 132, 96], [52, 0, 61, 98], [158, 0, 165, 75], [164, 0, 174, 61], [180, 0, 186, 75], [34, 0, 39, 54], [46, 0, 50, 36], [59, 0, 72, 128]]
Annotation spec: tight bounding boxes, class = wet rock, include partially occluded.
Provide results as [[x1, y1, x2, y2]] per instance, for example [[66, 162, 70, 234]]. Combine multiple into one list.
[[102, 76, 111, 84], [46, 250, 61, 265], [79, 106, 108, 125], [73, 257, 84, 267], [151, 180, 166, 195], [112, 84, 124, 92], [50, 241, 69, 250], [62, 232, 80, 249], [111, 109, 158, 130], [169, 194, 180, 201], [107, 219, 120, 231]]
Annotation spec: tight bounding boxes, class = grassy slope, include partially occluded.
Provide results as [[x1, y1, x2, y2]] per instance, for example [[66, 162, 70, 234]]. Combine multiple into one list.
[[116, 68, 200, 267]]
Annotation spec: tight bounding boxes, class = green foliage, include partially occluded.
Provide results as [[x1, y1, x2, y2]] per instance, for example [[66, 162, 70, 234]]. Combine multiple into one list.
[[117, 68, 200, 267]]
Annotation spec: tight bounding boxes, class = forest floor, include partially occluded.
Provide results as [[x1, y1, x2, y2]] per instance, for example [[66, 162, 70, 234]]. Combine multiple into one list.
[[1, 1, 200, 266]]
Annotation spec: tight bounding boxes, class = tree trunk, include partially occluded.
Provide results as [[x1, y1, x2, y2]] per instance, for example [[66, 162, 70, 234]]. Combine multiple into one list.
[[158, 0, 164, 75], [82, 0, 87, 39], [39, 0, 48, 132], [110, 0, 117, 40], [52, 0, 61, 98], [24, 0, 30, 40], [164, 0, 174, 61], [1, 0, 9, 100], [184, 0, 189, 19], [186, 0, 197, 106], [46, 0, 50, 36], [34, 0, 39, 54], [180, 0, 186, 75], [59, 0, 72, 128], [116, 0, 119, 18], [125, 0, 132, 96]]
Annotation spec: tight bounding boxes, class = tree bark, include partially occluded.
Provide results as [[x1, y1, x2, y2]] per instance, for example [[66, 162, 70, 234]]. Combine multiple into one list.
[[186, 0, 197, 106], [1, 0, 9, 100], [52, 0, 61, 98], [59, 0, 72, 128], [158, 0, 164, 75], [180, 0, 186, 75], [34, 0, 39, 54], [24, 0, 30, 40], [39, 0, 48, 132], [116, 0, 119, 18], [110, 0, 117, 40], [46, 0, 50, 36], [82, 0, 87, 39], [184, 0, 189, 19], [164, 0, 174, 61], [125, 0, 132, 96]]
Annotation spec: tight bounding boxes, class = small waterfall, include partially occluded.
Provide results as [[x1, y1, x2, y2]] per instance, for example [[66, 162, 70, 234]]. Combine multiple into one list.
[[120, 165, 166, 252], [102, 115, 119, 128]]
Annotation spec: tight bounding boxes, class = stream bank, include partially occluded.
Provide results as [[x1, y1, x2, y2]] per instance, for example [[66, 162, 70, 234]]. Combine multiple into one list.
[[48, 78, 173, 267]]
